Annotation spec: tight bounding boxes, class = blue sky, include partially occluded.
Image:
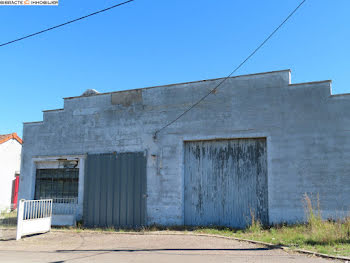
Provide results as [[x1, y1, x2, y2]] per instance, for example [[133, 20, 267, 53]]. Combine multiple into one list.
[[0, 0, 349, 137]]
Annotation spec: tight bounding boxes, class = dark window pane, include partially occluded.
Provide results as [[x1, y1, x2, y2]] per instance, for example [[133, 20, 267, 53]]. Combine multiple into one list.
[[35, 168, 79, 200]]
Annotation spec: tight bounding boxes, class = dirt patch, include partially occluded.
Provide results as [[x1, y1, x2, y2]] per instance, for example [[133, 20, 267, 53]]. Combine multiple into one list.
[[0, 227, 16, 241]]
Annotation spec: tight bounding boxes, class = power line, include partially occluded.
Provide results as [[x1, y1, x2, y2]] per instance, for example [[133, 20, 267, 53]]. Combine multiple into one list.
[[153, 0, 306, 140], [0, 0, 135, 48]]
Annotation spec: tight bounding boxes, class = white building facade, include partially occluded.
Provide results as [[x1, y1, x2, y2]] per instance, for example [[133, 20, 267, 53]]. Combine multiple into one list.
[[0, 133, 22, 211]]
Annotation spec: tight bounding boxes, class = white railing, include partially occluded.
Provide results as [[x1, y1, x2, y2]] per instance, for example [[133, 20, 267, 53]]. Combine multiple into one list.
[[16, 199, 52, 240]]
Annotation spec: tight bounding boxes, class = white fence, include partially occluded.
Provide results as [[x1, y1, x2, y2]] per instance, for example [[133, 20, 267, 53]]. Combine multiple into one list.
[[16, 199, 52, 240]]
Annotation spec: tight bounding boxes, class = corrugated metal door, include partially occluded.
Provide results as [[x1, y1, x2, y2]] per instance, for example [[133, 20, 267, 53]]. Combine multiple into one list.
[[184, 138, 268, 228], [84, 152, 146, 228]]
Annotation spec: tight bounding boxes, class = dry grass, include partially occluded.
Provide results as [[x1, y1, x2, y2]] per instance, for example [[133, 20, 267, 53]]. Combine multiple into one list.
[[0, 209, 17, 228], [196, 194, 350, 257]]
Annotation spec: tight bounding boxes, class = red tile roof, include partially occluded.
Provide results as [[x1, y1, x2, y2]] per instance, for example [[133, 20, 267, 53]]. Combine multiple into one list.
[[0, 133, 22, 145]]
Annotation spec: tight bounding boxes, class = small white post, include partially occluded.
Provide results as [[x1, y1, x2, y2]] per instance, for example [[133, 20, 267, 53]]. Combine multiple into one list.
[[49, 200, 52, 231], [16, 199, 25, 240]]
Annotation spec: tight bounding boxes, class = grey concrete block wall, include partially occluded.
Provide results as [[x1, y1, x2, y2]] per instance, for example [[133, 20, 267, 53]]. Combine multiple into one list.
[[19, 69, 350, 225]]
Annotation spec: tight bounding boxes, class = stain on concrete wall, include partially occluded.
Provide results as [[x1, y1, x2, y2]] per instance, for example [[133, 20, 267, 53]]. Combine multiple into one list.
[[111, 90, 142, 107]]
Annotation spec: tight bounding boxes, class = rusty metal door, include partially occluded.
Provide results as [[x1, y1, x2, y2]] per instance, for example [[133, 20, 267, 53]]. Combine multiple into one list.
[[184, 138, 268, 228], [84, 152, 146, 228]]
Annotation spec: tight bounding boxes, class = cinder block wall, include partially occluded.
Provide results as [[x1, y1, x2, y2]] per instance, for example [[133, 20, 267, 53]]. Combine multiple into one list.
[[19, 70, 350, 225]]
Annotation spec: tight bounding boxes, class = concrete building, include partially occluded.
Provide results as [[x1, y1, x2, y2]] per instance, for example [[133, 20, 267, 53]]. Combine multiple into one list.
[[18, 70, 350, 228], [0, 133, 22, 211]]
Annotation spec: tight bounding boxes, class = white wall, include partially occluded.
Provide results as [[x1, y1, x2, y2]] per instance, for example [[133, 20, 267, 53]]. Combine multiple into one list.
[[0, 139, 21, 211]]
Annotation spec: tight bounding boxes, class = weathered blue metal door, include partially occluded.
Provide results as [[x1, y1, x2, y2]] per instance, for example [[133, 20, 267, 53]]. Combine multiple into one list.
[[184, 138, 268, 228], [84, 152, 146, 228]]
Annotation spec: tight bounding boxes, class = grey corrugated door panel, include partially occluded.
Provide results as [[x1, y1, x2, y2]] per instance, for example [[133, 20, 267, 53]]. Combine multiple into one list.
[[83, 152, 147, 228], [133, 154, 143, 226], [139, 153, 147, 226], [99, 155, 107, 227], [93, 154, 101, 226], [112, 155, 121, 226], [106, 154, 114, 227], [184, 139, 268, 229], [119, 153, 127, 226], [126, 153, 134, 226]]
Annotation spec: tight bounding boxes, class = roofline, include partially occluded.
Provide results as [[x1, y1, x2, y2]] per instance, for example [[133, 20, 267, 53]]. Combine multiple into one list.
[[23, 121, 43, 125], [288, 80, 332, 87], [42, 108, 64, 113], [0, 133, 22, 145], [63, 69, 292, 100], [330, 93, 350, 98]]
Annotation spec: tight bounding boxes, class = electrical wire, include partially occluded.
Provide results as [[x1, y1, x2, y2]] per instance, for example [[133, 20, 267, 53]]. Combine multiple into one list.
[[153, 0, 306, 139], [0, 0, 135, 48]]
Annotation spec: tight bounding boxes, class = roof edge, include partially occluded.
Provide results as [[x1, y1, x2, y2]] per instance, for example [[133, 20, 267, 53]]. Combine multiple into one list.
[[288, 80, 332, 87], [23, 121, 43, 125], [42, 108, 64, 113], [63, 69, 292, 100], [0, 133, 22, 145], [330, 93, 350, 98]]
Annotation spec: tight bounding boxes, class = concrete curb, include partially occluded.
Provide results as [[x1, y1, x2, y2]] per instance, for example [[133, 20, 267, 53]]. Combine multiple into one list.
[[52, 229, 350, 262], [192, 233, 350, 262]]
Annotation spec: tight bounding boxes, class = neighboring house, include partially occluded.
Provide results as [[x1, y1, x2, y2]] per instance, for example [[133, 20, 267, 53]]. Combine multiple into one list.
[[0, 133, 22, 211], [18, 70, 350, 228]]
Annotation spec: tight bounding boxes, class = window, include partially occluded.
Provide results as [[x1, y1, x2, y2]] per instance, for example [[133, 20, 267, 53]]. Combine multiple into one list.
[[34, 168, 79, 199]]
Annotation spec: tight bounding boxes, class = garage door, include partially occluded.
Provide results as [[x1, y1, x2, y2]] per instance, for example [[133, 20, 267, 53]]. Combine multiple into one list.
[[184, 138, 268, 228], [84, 152, 146, 228]]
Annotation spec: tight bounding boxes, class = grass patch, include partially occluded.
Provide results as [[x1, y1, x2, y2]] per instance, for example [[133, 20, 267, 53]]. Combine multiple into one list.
[[0, 209, 17, 228], [195, 194, 350, 257], [195, 221, 350, 257]]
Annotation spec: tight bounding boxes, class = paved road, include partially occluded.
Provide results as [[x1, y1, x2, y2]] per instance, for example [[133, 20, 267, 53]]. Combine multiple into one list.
[[0, 230, 339, 263]]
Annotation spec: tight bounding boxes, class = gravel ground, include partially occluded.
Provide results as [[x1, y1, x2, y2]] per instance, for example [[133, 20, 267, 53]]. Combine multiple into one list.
[[0, 230, 342, 263]]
